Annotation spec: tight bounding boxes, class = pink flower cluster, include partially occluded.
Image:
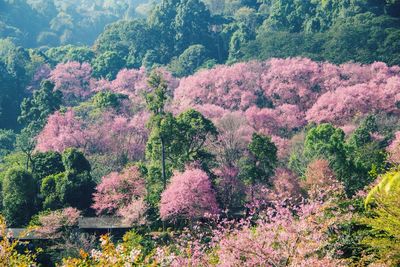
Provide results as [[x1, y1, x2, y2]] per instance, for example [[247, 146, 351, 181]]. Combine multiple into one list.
[[36, 109, 149, 162], [160, 168, 220, 221], [92, 166, 147, 225]]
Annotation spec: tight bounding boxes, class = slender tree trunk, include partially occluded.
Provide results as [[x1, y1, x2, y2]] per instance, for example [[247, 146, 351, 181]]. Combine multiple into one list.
[[161, 136, 167, 232], [161, 137, 166, 190]]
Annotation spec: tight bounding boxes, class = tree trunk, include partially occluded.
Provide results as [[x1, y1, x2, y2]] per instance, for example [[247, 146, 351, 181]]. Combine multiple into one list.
[[161, 136, 167, 232], [161, 137, 166, 190]]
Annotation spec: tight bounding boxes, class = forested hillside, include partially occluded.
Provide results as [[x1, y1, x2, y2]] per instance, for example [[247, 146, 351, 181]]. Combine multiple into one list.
[[0, 0, 149, 47], [1, 0, 400, 266]]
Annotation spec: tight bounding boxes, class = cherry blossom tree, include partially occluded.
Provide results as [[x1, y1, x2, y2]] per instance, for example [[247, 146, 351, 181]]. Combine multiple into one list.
[[91, 67, 178, 108], [259, 57, 325, 110], [34, 207, 81, 239], [36, 109, 149, 165], [215, 202, 346, 267], [92, 166, 147, 219], [36, 109, 87, 153], [86, 111, 149, 163], [214, 166, 246, 211], [388, 131, 400, 165], [173, 61, 264, 112], [159, 168, 219, 221], [212, 111, 253, 166], [270, 168, 302, 202], [303, 159, 339, 199], [49, 61, 93, 104], [173, 58, 400, 136]]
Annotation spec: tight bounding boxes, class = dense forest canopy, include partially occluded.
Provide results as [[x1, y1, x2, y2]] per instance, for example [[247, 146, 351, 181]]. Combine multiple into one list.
[[0, 0, 150, 47], [1, 0, 400, 266]]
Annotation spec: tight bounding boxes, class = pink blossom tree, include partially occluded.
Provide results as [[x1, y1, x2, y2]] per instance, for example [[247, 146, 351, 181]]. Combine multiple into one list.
[[33, 207, 81, 239], [160, 168, 220, 221], [173, 58, 400, 137], [270, 168, 302, 203], [173, 61, 264, 112], [86, 111, 149, 163], [260, 57, 325, 110], [92, 166, 147, 219], [50, 61, 93, 104], [36, 109, 87, 153], [36, 109, 149, 164], [215, 202, 346, 266], [212, 111, 253, 166], [92, 67, 178, 108], [303, 159, 341, 200], [214, 166, 245, 211], [388, 131, 400, 165]]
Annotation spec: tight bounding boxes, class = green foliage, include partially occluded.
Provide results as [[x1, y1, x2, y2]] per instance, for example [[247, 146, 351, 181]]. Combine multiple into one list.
[[0, 39, 32, 129], [40, 148, 94, 212], [365, 171, 400, 206], [242, 10, 400, 66], [31, 151, 64, 185], [303, 123, 354, 193], [347, 116, 388, 195], [15, 126, 38, 169], [45, 45, 95, 65], [228, 24, 255, 63], [169, 44, 209, 77], [16, 70, 60, 162], [0, 0, 144, 47], [92, 51, 126, 80], [145, 73, 217, 205], [0, 129, 15, 158], [95, 19, 156, 68], [145, 72, 168, 115], [18, 80, 62, 128], [239, 133, 277, 186], [92, 91, 128, 110], [41, 173, 65, 210], [361, 171, 400, 265], [62, 148, 91, 174], [2, 168, 36, 227], [146, 110, 218, 177], [290, 119, 388, 196]]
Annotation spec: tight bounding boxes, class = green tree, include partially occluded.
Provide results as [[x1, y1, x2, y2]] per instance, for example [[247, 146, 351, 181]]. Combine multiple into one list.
[[346, 116, 388, 194], [92, 91, 128, 111], [0, 40, 31, 130], [238, 133, 278, 186], [173, 0, 213, 53], [31, 151, 64, 186], [94, 20, 156, 68], [92, 51, 126, 80], [162, 109, 217, 171], [18, 80, 62, 128], [169, 44, 209, 77], [45, 45, 95, 65], [61, 148, 91, 174], [361, 171, 400, 266], [16, 80, 62, 170], [148, 0, 213, 59], [145, 72, 218, 205], [40, 148, 94, 212], [15, 126, 37, 170], [0, 129, 15, 159], [2, 168, 36, 227], [228, 24, 254, 63], [145, 72, 169, 197], [303, 123, 354, 193]]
